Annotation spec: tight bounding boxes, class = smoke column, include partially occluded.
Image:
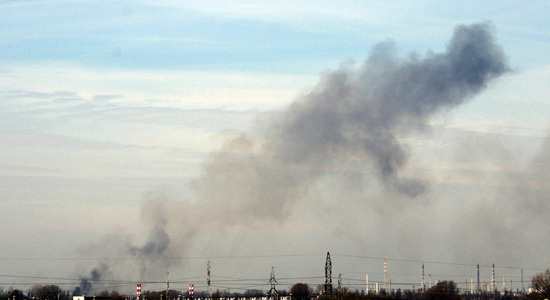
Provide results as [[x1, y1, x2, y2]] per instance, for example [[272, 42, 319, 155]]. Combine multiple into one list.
[[191, 20, 508, 222], [75, 21, 510, 288]]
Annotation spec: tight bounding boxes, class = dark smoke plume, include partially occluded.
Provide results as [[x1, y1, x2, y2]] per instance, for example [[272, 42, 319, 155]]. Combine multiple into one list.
[[269, 21, 508, 194], [75, 21, 509, 287], [73, 263, 109, 295], [192, 21, 509, 224], [74, 197, 178, 288]]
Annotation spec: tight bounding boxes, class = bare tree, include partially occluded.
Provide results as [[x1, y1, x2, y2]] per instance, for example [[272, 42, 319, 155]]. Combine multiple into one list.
[[37, 285, 65, 300], [531, 269, 550, 300]]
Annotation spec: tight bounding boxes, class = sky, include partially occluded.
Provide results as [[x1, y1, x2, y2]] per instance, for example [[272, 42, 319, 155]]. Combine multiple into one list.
[[1, 0, 550, 296]]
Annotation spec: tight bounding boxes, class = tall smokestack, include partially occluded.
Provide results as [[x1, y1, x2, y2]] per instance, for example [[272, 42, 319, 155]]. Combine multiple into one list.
[[492, 264, 495, 293], [384, 258, 388, 290], [421, 264, 425, 292], [521, 269, 524, 294], [477, 264, 480, 295]]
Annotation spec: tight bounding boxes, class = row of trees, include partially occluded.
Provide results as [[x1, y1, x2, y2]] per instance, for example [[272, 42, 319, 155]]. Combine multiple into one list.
[[2, 285, 67, 300], [0, 286, 123, 300], [290, 281, 522, 300], [2, 270, 550, 300]]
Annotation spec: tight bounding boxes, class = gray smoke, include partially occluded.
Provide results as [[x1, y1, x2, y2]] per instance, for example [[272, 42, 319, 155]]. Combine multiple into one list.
[[76, 21, 512, 288], [274, 21, 507, 193], [192, 21, 508, 224], [74, 194, 179, 290], [73, 263, 109, 295]]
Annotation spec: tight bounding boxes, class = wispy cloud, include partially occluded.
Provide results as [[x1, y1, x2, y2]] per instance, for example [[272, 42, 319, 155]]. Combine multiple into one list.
[[1, 90, 80, 101], [0, 129, 155, 151], [91, 94, 123, 103]]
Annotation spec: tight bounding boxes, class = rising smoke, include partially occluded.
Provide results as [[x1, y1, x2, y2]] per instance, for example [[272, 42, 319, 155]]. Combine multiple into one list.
[[74, 263, 110, 295], [191, 20, 508, 220], [76, 21, 515, 292]]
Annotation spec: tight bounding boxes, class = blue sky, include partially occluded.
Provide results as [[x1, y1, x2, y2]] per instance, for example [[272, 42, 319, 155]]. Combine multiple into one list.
[[1, 0, 550, 295], [2, 1, 548, 71]]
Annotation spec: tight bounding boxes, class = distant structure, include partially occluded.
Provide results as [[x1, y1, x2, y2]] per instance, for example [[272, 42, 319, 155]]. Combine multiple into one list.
[[207, 261, 212, 297], [137, 284, 141, 300], [384, 258, 388, 291], [477, 264, 480, 296], [421, 264, 425, 293], [325, 252, 333, 297], [338, 273, 342, 297], [366, 274, 369, 294], [521, 268, 525, 294], [166, 272, 170, 300], [491, 264, 497, 293], [267, 267, 279, 300]]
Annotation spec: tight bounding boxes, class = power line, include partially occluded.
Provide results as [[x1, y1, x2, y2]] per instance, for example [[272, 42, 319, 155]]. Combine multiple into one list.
[[331, 254, 546, 271], [1, 253, 543, 272], [0, 252, 545, 293], [0, 254, 325, 262]]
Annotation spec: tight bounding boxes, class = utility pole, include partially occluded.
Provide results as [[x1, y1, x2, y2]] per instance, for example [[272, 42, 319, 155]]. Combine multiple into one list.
[[338, 273, 342, 300]]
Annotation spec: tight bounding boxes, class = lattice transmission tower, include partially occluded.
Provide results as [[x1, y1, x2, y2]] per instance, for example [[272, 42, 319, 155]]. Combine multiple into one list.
[[267, 267, 279, 300], [325, 252, 333, 297]]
